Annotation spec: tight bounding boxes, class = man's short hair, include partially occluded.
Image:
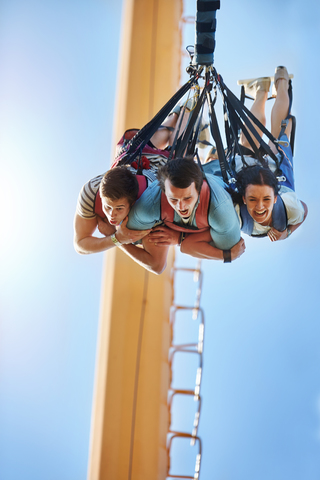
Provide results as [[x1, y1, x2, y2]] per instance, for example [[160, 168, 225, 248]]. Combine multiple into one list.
[[157, 157, 203, 193], [100, 166, 139, 205]]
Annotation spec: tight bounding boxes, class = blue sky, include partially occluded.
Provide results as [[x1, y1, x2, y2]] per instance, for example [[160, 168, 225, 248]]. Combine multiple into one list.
[[1, 1, 320, 479]]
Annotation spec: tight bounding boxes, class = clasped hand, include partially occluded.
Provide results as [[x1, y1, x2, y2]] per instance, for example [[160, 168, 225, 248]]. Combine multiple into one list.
[[231, 237, 246, 260], [268, 227, 288, 242], [97, 216, 151, 245], [147, 225, 181, 246]]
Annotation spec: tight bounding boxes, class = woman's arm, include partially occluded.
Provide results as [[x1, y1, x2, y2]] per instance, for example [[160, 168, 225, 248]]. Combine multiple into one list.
[[268, 200, 308, 241]]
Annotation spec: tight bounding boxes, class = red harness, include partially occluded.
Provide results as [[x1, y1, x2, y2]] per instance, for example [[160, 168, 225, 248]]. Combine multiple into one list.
[[94, 175, 148, 218], [160, 180, 211, 233], [111, 129, 170, 169]]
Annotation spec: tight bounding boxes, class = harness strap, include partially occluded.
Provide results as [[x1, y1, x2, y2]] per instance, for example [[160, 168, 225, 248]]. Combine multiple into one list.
[[207, 85, 230, 183], [136, 175, 148, 198], [222, 81, 279, 162], [116, 75, 199, 166], [174, 78, 209, 158], [168, 89, 194, 162]]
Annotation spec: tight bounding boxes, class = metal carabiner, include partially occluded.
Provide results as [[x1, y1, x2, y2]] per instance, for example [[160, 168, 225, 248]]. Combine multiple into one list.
[[276, 175, 287, 182], [275, 139, 289, 148]]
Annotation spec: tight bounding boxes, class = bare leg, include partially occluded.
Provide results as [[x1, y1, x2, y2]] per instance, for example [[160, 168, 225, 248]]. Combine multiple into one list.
[[240, 89, 268, 150], [167, 107, 191, 147], [269, 78, 291, 155], [150, 107, 191, 150], [150, 113, 178, 149]]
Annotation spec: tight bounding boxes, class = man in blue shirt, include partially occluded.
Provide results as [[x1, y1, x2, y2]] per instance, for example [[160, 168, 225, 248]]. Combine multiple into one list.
[[127, 158, 245, 265]]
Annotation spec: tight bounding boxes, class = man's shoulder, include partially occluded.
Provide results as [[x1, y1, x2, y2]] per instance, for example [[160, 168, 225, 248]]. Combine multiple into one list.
[[76, 173, 105, 219], [127, 181, 162, 228], [134, 180, 162, 206], [86, 173, 105, 190], [204, 173, 232, 207], [204, 172, 227, 190]]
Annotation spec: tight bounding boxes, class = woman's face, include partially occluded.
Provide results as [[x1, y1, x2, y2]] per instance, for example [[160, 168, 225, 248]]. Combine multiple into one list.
[[243, 184, 277, 225]]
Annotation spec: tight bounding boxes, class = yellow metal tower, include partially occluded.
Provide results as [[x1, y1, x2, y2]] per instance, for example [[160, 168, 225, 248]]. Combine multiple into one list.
[[87, 1, 183, 479]]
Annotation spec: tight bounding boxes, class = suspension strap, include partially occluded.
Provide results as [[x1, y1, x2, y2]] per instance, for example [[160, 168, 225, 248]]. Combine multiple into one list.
[[206, 84, 231, 184], [218, 76, 283, 173], [186, 103, 205, 159], [174, 78, 209, 158], [116, 75, 199, 166], [167, 89, 195, 162]]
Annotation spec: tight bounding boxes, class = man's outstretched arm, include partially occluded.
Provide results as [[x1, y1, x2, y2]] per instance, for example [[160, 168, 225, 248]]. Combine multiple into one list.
[[73, 214, 116, 254], [74, 214, 168, 274], [119, 238, 170, 275], [73, 214, 151, 255], [180, 230, 246, 261]]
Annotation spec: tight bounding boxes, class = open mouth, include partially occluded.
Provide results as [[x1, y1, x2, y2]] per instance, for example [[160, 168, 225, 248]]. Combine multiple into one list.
[[254, 209, 267, 217], [179, 209, 189, 216], [109, 219, 118, 225]]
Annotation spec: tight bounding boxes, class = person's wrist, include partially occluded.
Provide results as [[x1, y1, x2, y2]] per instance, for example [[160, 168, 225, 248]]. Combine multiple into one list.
[[223, 249, 231, 263], [111, 233, 122, 246], [178, 232, 186, 247]]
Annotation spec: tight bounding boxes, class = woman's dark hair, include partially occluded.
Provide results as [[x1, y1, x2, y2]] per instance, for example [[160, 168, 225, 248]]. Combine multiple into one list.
[[100, 166, 139, 205], [157, 157, 203, 193], [233, 165, 279, 203]]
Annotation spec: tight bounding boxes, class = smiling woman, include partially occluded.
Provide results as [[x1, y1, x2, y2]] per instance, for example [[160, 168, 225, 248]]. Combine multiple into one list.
[[229, 66, 308, 241], [244, 184, 276, 225], [234, 164, 307, 240]]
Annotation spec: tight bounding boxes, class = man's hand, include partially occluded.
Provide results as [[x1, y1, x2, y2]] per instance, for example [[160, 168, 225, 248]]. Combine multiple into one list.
[[147, 225, 181, 246], [97, 217, 116, 237], [268, 227, 288, 242], [116, 217, 151, 244], [231, 238, 246, 261]]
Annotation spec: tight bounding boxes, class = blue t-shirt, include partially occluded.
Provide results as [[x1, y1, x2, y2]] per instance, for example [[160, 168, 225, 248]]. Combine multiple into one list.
[[127, 171, 240, 250]]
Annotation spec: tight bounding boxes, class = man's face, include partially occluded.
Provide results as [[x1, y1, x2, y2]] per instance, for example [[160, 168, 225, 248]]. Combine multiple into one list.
[[101, 196, 131, 226], [164, 179, 199, 219], [243, 184, 277, 225]]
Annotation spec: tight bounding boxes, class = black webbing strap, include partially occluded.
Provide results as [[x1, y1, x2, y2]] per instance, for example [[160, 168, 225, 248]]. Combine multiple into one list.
[[195, 150, 205, 173], [117, 75, 199, 166], [196, 19, 217, 33], [197, 0, 220, 10], [221, 96, 249, 174], [207, 89, 230, 184], [167, 90, 193, 162], [186, 101, 205, 157], [219, 78, 281, 168], [289, 114, 296, 155], [174, 82, 208, 158]]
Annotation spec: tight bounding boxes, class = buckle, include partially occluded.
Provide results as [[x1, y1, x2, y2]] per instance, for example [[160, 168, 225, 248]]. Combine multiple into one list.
[[275, 139, 289, 147], [276, 175, 286, 182]]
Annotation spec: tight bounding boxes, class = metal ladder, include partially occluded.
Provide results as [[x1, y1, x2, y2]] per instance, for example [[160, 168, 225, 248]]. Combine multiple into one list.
[[167, 260, 205, 480]]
